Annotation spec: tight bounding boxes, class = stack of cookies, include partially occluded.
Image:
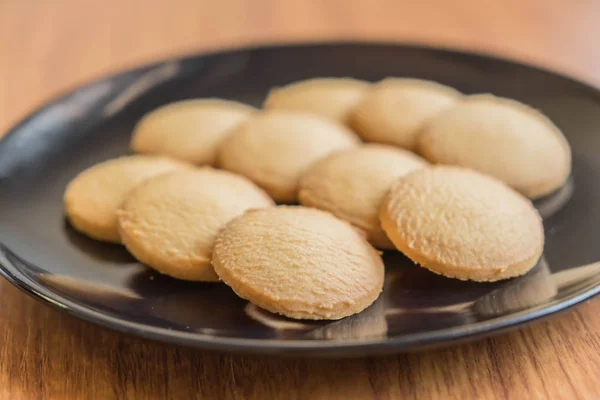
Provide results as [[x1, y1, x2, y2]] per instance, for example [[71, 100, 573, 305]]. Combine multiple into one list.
[[63, 77, 571, 320]]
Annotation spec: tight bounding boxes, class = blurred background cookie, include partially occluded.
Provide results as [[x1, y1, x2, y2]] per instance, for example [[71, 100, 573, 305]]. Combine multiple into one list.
[[418, 94, 571, 198], [380, 166, 545, 282], [217, 110, 360, 203], [349, 78, 461, 150], [212, 206, 385, 320], [299, 144, 428, 249], [118, 168, 274, 281], [263, 77, 370, 123], [63, 155, 189, 243], [131, 99, 255, 165]]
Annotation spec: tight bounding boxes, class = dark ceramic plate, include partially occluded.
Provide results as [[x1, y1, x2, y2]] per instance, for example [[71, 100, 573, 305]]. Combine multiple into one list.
[[1, 42, 600, 357]]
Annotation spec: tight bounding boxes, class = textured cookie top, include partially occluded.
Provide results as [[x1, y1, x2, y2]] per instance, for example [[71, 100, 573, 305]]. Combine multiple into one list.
[[117, 168, 274, 281], [217, 110, 360, 203], [131, 98, 255, 165], [380, 166, 544, 281], [418, 94, 571, 198], [349, 78, 461, 150], [212, 206, 385, 320], [63, 155, 189, 243], [263, 78, 370, 123], [298, 144, 428, 249]]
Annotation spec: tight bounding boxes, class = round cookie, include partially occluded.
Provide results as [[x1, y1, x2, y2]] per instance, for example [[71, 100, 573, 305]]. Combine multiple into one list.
[[212, 206, 385, 320], [418, 94, 571, 198], [64, 155, 189, 243], [298, 144, 428, 249], [349, 78, 461, 150], [380, 166, 544, 282], [263, 78, 370, 123], [217, 110, 360, 203], [131, 99, 255, 165], [117, 168, 274, 281]]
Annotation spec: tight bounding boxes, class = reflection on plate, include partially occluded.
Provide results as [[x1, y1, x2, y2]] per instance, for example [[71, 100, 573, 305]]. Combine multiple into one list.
[[21, 248, 600, 343]]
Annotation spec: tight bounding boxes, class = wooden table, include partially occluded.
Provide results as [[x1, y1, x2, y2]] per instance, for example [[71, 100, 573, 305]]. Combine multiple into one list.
[[1, 1, 600, 398]]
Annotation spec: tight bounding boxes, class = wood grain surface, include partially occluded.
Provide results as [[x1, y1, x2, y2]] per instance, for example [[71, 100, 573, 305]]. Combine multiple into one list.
[[1, 1, 600, 399]]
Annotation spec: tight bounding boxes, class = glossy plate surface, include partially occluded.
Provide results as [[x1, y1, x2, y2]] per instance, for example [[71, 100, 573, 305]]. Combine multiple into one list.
[[1, 43, 600, 356]]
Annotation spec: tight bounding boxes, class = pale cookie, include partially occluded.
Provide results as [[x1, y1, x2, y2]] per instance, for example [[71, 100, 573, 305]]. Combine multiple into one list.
[[380, 166, 544, 282], [64, 155, 189, 243], [131, 99, 255, 165], [263, 78, 370, 123], [349, 78, 461, 150], [418, 94, 571, 198], [298, 144, 427, 249], [212, 206, 385, 320], [117, 168, 274, 281], [217, 111, 360, 203]]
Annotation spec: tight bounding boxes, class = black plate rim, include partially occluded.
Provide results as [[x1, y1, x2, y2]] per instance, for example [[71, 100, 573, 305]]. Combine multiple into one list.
[[2, 243, 600, 356], [2, 41, 600, 356], [5, 40, 600, 138]]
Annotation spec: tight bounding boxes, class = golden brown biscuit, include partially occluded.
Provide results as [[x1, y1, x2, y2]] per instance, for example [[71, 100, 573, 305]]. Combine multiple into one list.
[[380, 166, 544, 282], [117, 168, 274, 281], [298, 144, 427, 249], [263, 78, 370, 123], [217, 110, 360, 203], [349, 78, 461, 150], [131, 99, 255, 165], [64, 155, 189, 243], [418, 94, 571, 198], [212, 206, 385, 320]]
